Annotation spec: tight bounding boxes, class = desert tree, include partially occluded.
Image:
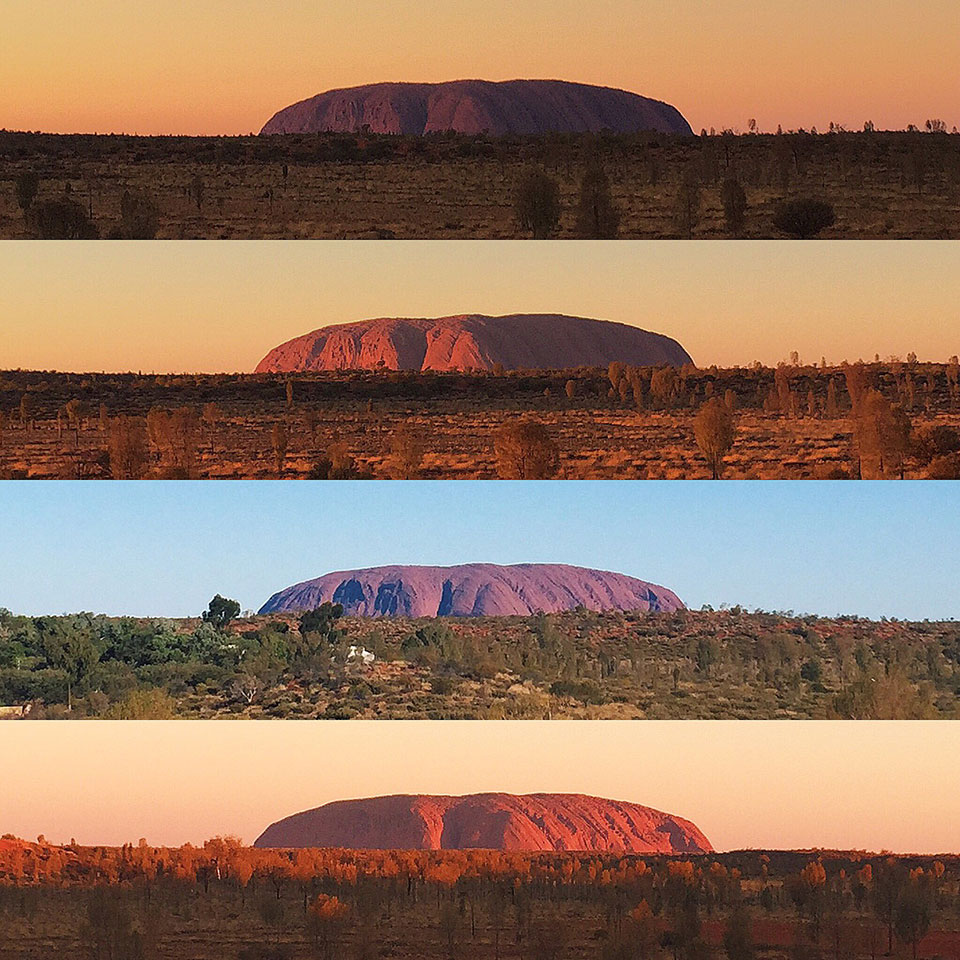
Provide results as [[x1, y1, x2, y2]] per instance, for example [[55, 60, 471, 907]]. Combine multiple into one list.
[[894, 883, 932, 960], [514, 168, 561, 239], [14, 171, 40, 213], [494, 420, 559, 479], [272, 421, 289, 476], [306, 894, 350, 960], [720, 178, 747, 236], [107, 415, 149, 479], [723, 904, 756, 960], [694, 397, 736, 478], [189, 175, 205, 213], [772, 199, 835, 238], [202, 595, 241, 631], [853, 389, 911, 478], [117, 190, 160, 239], [27, 197, 98, 238], [673, 166, 702, 239], [574, 158, 620, 238], [871, 861, 907, 955]]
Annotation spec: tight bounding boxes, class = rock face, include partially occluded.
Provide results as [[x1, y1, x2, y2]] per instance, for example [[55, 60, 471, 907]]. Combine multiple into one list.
[[254, 314, 692, 373], [254, 793, 712, 853], [260, 80, 692, 136], [258, 562, 683, 617]]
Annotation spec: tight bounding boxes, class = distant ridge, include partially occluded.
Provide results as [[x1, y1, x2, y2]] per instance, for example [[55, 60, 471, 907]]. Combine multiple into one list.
[[255, 314, 693, 373], [260, 79, 693, 136], [254, 793, 713, 853], [259, 562, 684, 617]]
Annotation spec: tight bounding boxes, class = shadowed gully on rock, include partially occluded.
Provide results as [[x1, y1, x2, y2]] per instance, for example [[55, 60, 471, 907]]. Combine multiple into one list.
[[255, 314, 693, 373], [260, 79, 693, 136], [254, 793, 712, 853], [258, 563, 684, 617]]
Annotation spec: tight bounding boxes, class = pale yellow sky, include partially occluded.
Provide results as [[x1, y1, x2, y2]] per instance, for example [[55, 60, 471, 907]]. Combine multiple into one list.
[[2, 1, 957, 134], [1, 722, 958, 854], [1, 242, 958, 372]]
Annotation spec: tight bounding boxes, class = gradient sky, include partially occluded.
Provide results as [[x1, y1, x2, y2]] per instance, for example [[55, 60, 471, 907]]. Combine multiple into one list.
[[1, 721, 958, 853], [2, 1, 957, 134], [2, 242, 959, 372], [1, 481, 958, 620]]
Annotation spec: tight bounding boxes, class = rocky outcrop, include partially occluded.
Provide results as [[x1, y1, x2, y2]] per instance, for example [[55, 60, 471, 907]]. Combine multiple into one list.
[[260, 80, 692, 136], [254, 314, 692, 373], [255, 793, 712, 853], [258, 562, 683, 617]]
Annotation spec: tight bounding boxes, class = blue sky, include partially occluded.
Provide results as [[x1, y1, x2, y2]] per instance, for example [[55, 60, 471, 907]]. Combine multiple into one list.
[[0, 481, 956, 620]]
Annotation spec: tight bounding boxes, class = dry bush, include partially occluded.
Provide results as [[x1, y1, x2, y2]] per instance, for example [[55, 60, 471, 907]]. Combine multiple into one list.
[[494, 420, 559, 479], [27, 197, 98, 238], [385, 422, 425, 479], [694, 398, 737, 478]]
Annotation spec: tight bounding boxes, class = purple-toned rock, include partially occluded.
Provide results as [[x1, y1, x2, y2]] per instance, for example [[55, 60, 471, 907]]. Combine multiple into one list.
[[254, 792, 712, 853], [254, 314, 692, 373], [260, 79, 692, 137], [258, 563, 683, 617]]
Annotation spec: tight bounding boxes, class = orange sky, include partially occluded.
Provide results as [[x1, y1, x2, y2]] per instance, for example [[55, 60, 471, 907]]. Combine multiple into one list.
[[0, 242, 958, 372], [1, 721, 959, 853], [2, 0, 957, 135]]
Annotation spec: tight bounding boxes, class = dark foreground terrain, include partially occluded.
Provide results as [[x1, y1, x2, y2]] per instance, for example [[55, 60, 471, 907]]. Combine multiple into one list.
[[2, 605, 958, 720], [2, 129, 959, 238], [1, 361, 959, 480], [0, 840, 957, 960]]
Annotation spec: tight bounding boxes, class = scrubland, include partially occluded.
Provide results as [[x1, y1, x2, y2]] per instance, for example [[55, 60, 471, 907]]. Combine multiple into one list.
[[3, 605, 958, 720], [2, 129, 959, 239], [1, 839, 958, 960], [1, 361, 958, 480]]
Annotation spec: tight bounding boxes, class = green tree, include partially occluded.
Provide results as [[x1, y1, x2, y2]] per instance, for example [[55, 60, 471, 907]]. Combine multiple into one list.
[[37, 617, 100, 711], [202, 595, 241, 630]]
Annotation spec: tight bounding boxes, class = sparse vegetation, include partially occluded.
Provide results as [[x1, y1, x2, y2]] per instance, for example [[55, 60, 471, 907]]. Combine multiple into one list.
[[0, 360, 958, 479], [0, 839, 958, 960], [2, 129, 959, 238], [1, 605, 958, 720]]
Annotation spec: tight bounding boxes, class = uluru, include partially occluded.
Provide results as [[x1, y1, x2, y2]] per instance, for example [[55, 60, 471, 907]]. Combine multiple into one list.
[[258, 562, 683, 617], [254, 314, 693, 374], [260, 80, 692, 137], [254, 793, 712, 854]]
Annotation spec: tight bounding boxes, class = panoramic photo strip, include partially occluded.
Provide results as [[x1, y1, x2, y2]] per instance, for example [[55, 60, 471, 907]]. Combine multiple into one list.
[[0, 480, 957, 720], [1, 720, 959, 959], [2, 242, 959, 481], [1, 0, 958, 238]]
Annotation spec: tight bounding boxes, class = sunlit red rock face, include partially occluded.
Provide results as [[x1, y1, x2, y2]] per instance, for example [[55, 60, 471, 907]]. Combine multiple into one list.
[[255, 793, 712, 853], [254, 314, 692, 374], [260, 80, 692, 136], [258, 562, 683, 617]]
